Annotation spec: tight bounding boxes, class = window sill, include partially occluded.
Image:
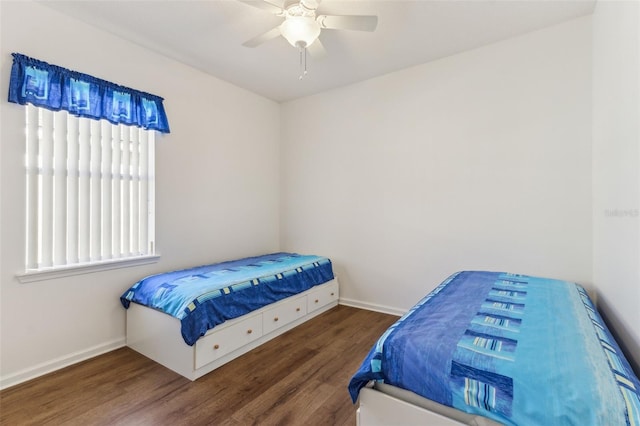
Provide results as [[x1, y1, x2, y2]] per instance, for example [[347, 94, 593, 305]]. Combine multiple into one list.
[[16, 254, 161, 283]]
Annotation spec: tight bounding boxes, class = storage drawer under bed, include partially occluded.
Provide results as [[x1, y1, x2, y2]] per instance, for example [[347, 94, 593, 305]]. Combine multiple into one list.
[[307, 280, 339, 313], [195, 313, 263, 369], [263, 294, 308, 335]]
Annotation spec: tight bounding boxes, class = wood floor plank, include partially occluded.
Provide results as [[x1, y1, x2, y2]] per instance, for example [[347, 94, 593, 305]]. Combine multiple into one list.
[[0, 305, 398, 425]]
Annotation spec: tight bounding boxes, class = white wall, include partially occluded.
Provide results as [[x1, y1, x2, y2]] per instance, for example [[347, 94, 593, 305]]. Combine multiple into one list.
[[0, 1, 280, 388], [4, 0, 638, 389], [592, 0, 640, 373], [281, 17, 593, 314]]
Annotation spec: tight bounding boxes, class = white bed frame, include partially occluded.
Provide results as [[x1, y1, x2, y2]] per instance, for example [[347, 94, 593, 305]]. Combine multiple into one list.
[[356, 380, 502, 425], [357, 387, 464, 426], [126, 278, 339, 380]]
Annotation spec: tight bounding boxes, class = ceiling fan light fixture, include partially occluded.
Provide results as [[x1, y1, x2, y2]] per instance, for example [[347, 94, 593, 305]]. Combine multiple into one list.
[[280, 16, 321, 48]]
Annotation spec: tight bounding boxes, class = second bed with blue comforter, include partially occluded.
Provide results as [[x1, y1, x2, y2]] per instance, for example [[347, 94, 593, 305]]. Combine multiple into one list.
[[121, 252, 334, 346], [349, 271, 640, 426]]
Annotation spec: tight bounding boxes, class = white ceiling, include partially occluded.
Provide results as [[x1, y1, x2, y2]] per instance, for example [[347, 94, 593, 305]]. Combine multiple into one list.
[[40, 0, 596, 102]]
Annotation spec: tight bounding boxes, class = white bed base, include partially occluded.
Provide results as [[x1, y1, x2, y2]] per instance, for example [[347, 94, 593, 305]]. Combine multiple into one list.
[[357, 383, 499, 426], [357, 387, 464, 426], [126, 278, 339, 380]]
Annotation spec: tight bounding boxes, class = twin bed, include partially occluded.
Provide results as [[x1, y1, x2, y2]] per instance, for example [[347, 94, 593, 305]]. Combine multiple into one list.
[[349, 271, 640, 425], [120, 252, 338, 380], [121, 256, 640, 425]]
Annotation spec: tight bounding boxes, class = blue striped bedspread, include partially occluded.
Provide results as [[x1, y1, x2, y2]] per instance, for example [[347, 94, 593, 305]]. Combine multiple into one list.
[[348, 271, 640, 425], [120, 253, 334, 345]]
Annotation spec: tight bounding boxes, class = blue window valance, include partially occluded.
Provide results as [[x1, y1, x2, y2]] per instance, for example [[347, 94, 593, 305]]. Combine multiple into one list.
[[8, 53, 170, 133]]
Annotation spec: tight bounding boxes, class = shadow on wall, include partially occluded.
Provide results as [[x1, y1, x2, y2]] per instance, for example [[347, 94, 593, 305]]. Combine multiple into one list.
[[597, 294, 640, 377]]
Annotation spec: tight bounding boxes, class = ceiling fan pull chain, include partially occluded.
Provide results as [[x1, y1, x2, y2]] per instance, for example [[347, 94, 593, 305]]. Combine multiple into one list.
[[299, 46, 303, 80], [299, 45, 308, 80]]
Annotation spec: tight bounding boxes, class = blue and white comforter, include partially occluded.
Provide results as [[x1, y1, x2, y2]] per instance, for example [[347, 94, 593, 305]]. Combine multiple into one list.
[[121, 253, 334, 345], [348, 271, 640, 426]]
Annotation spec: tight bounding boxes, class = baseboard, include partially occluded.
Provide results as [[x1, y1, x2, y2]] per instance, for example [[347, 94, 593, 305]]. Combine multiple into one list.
[[0, 338, 125, 390], [339, 297, 406, 317], [1, 299, 401, 389]]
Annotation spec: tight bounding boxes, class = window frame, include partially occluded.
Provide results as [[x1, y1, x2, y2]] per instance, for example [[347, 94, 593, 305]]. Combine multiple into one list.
[[17, 105, 159, 283]]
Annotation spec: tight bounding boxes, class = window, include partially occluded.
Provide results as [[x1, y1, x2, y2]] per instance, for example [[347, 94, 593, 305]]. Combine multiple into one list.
[[8, 53, 169, 281], [23, 104, 156, 275]]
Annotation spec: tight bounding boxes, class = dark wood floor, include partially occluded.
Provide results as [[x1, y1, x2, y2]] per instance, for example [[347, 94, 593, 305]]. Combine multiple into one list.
[[0, 305, 397, 426]]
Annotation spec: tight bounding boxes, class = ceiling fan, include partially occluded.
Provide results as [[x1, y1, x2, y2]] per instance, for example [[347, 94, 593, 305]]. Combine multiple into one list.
[[239, 0, 378, 61]]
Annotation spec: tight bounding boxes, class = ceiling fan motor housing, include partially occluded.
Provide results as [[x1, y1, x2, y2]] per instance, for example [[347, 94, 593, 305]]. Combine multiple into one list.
[[284, 0, 319, 14]]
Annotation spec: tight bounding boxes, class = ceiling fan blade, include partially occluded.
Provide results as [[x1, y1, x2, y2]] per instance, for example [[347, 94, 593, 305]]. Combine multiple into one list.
[[237, 0, 283, 15], [242, 26, 282, 47], [307, 38, 327, 59], [317, 15, 378, 32]]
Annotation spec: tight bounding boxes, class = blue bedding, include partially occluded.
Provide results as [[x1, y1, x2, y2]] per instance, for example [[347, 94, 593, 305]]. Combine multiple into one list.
[[348, 271, 640, 426], [120, 253, 334, 345]]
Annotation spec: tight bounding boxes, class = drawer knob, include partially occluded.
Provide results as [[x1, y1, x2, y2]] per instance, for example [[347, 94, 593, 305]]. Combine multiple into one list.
[[213, 344, 220, 350], [274, 317, 279, 322], [331, 292, 335, 296], [315, 299, 319, 303], [296, 307, 301, 312], [247, 329, 253, 334]]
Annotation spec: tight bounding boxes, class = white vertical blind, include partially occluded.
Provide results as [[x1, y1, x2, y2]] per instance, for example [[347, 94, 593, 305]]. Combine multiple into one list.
[[52, 111, 68, 266], [101, 121, 113, 260], [139, 131, 149, 254], [111, 125, 122, 259], [90, 120, 102, 262], [147, 132, 156, 254], [78, 118, 91, 263], [24, 105, 156, 271], [25, 105, 40, 270], [66, 114, 80, 265], [130, 127, 140, 256], [149, 132, 156, 253], [39, 109, 54, 268], [120, 125, 131, 258]]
